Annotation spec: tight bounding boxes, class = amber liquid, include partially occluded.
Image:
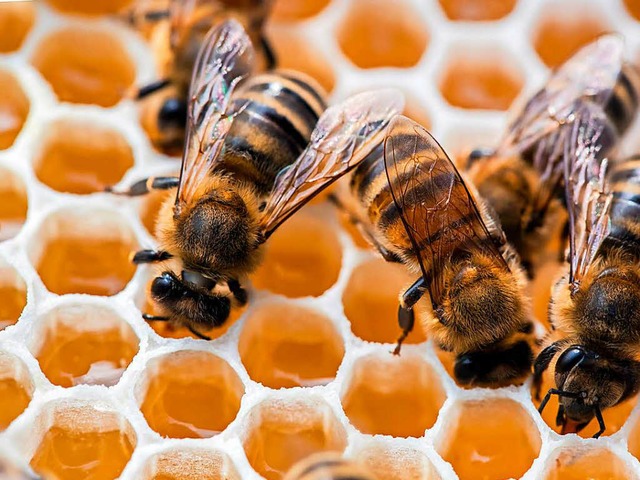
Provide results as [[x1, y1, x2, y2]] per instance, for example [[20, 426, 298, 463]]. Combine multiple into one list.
[[545, 449, 630, 480], [438, 0, 516, 21], [31, 426, 135, 480], [0, 2, 35, 53], [36, 236, 136, 296], [0, 179, 28, 241], [624, 0, 640, 20], [0, 284, 26, 330], [438, 399, 540, 480], [0, 377, 31, 430], [140, 190, 172, 238], [46, 0, 133, 15], [272, 0, 330, 21], [0, 71, 29, 150]]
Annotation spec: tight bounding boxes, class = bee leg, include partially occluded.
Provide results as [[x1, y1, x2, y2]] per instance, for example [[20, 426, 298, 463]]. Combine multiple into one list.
[[186, 325, 212, 341], [132, 250, 172, 264], [261, 36, 277, 70], [393, 277, 428, 355], [136, 78, 172, 100], [106, 176, 179, 196], [533, 342, 563, 400], [142, 314, 170, 321], [227, 279, 248, 306], [593, 406, 606, 439]]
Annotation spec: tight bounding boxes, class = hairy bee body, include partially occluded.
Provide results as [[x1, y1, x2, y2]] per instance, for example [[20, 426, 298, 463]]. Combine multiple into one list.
[[284, 453, 375, 480]]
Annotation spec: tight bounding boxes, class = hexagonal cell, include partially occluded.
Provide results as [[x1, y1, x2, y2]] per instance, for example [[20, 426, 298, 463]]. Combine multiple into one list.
[[139, 350, 244, 439], [544, 447, 633, 480], [342, 257, 427, 345], [267, 27, 335, 93], [239, 302, 344, 388], [336, 0, 429, 69], [436, 399, 541, 480], [341, 353, 445, 437], [33, 303, 139, 387], [243, 396, 347, 480], [29, 208, 138, 296], [0, 70, 29, 150], [31, 27, 135, 107], [271, 0, 331, 21], [532, 5, 611, 68], [623, 0, 640, 21], [45, 0, 133, 16], [0, 167, 28, 242], [141, 448, 240, 480], [439, 49, 524, 110], [356, 444, 440, 480], [252, 207, 342, 298], [30, 401, 136, 480], [0, 259, 26, 331], [0, 2, 35, 53], [0, 351, 33, 431], [532, 368, 635, 438], [33, 118, 134, 194], [438, 0, 516, 21]]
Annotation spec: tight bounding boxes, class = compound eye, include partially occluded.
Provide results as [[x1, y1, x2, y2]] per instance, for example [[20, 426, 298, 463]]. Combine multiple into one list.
[[158, 97, 187, 130], [556, 346, 586, 374], [151, 273, 174, 299]]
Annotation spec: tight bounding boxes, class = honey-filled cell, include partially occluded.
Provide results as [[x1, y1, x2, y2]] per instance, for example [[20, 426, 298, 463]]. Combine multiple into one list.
[[343, 258, 427, 345], [532, 7, 611, 68], [141, 448, 240, 480], [139, 351, 244, 439], [336, 0, 428, 69], [439, 53, 523, 110], [624, 0, 640, 21], [34, 304, 139, 387], [0, 2, 35, 53], [356, 444, 440, 480], [243, 397, 347, 480], [46, 0, 133, 16], [30, 209, 138, 296], [239, 302, 344, 388], [544, 448, 634, 480], [30, 402, 136, 480], [252, 208, 342, 298], [438, 0, 516, 21], [34, 119, 134, 194], [0, 168, 28, 242], [0, 70, 29, 150], [271, 0, 330, 21], [0, 352, 33, 431], [437, 399, 541, 480], [0, 260, 27, 331], [341, 353, 445, 437], [31, 27, 135, 107]]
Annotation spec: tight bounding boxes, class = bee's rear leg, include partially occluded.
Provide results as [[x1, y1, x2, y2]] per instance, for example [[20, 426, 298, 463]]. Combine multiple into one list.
[[106, 176, 179, 196], [394, 277, 427, 355], [136, 78, 172, 100], [186, 325, 212, 341], [142, 313, 170, 321], [227, 278, 248, 306]]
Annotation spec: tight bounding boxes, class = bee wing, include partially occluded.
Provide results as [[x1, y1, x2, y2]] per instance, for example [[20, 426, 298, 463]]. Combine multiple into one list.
[[174, 19, 255, 210], [383, 116, 509, 307], [564, 103, 612, 286], [257, 89, 405, 238]]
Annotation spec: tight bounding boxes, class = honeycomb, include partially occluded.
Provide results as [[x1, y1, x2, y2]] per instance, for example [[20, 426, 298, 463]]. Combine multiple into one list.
[[2, 1, 640, 479]]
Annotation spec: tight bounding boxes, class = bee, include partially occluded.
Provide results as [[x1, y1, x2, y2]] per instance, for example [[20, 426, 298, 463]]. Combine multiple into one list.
[[111, 20, 403, 338], [284, 453, 376, 480], [125, 0, 276, 153], [466, 34, 639, 275], [534, 103, 640, 438], [334, 115, 535, 387]]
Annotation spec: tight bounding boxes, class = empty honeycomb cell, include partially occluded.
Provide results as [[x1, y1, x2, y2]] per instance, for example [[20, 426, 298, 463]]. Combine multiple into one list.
[[356, 444, 440, 480], [439, 52, 524, 110], [30, 402, 136, 480], [267, 27, 335, 93], [624, 0, 640, 20], [0, 2, 35, 53], [139, 350, 244, 439], [30, 209, 138, 296], [341, 353, 445, 437], [532, 6, 611, 68], [336, 0, 429, 69], [342, 257, 427, 345], [33, 119, 134, 194], [544, 448, 633, 480], [238, 302, 344, 388], [31, 27, 135, 107], [0, 352, 33, 431], [252, 208, 342, 298], [438, 0, 517, 21], [33, 304, 139, 387], [0, 260, 27, 331], [272, 0, 331, 22], [0, 70, 29, 150], [141, 448, 240, 480], [45, 0, 133, 16], [0, 167, 28, 242], [436, 398, 541, 480], [243, 397, 347, 480]]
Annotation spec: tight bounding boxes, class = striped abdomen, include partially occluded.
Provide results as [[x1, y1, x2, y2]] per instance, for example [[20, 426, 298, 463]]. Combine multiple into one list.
[[221, 70, 327, 195], [603, 64, 640, 138], [284, 455, 375, 480]]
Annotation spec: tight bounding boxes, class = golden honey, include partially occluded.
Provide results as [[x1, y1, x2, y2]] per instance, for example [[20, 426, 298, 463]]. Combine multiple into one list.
[[143, 449, 240, 480], [0, 168, 28, 242], [626, 415, 640, 460], [438, 0, 517, 21], [0, 2, 35, 53], [140, 351, 244, 439], [0, 70, 29, 150], [31, 27, 135, 107], [34, 120, 134, 194], [358, 445, 440, 480], [272, 0, 330, 21], [0, 354, 32, 431], [0, 263, 26, 331], [544, 448, 631, 480], [623, 0, 640, 20], [437, 399, 541, 480], [239, 303, 344, 388], [46, 0, 133, 16], [140, 190, 172, 238]]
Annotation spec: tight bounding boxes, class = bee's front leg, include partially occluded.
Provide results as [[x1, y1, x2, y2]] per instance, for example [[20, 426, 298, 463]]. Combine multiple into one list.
[[227, 278, 248, 306]]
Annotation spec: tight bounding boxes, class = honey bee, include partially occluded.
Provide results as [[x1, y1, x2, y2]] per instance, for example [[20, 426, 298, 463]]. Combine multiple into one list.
[[284, 453, 376, 480], [534, 103, 640, 438], [111, 20, 404, 338], [335, 115, 535, 387], [125, 0, 276, 153], [466, 34, 639, 275]]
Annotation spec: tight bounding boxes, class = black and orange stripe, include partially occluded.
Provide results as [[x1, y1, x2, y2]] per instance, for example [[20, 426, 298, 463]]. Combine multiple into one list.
[[285, 456, 375, 480], [604, 64, 640, 138]]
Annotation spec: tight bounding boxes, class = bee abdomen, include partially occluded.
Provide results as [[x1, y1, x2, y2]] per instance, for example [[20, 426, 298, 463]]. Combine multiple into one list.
[[604, 64, 640, 137], [603, 157, 640, 256], [285, 455, 375, 480]]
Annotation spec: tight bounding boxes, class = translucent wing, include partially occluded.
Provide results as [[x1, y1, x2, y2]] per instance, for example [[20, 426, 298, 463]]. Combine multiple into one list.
[[383, 116, 509, 307], [258, 89, 405, 238], [175, 19, 255, 211], [563, 103, 613, 287]]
